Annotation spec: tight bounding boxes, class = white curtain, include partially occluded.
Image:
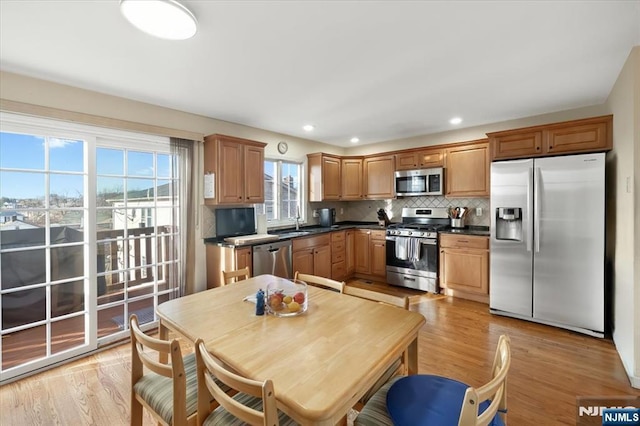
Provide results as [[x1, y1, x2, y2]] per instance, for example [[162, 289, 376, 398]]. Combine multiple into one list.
[[170, 138, 197, 296]]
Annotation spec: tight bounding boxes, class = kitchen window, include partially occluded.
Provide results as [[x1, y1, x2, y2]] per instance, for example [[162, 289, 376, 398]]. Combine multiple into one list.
[[256, 159, 303, 227]]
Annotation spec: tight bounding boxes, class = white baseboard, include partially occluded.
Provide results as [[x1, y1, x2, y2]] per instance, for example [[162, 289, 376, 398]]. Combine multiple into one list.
[[629, 371, 640, 389], [618, 351, 640, 389]]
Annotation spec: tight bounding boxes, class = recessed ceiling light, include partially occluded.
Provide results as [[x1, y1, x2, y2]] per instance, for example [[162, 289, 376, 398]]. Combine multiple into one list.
[[303, 124, 315, 132], [120, 0, 197, 40], [449, 117, 463, 125], [350, 137, 360, 143]]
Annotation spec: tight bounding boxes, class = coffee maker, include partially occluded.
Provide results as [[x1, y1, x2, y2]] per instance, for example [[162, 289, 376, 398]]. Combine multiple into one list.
[[319, 208, 336, 227]]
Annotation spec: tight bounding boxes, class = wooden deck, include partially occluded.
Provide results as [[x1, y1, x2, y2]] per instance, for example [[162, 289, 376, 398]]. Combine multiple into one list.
[[1, 280, 638, 425]]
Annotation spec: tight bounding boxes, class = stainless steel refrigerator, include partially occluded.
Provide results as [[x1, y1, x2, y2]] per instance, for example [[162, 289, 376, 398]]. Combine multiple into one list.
[[489, 153, 605, 337]]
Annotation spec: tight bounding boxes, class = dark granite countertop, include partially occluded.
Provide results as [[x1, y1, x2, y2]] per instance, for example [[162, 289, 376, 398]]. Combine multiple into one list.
[[205, 222, 490, 247], [439, 226, 490, 237], [204, 221, 393, 247]]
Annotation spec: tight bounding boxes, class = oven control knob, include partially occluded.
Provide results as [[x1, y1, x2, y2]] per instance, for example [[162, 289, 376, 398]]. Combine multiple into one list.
[[407, 232, 412, 236]]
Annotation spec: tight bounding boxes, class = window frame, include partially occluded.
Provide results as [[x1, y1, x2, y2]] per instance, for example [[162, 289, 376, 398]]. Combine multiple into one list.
[[259, 158, 304, 228]]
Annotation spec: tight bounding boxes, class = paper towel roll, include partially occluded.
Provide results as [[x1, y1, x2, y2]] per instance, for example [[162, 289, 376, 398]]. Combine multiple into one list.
[[256, 214, 267, 234]]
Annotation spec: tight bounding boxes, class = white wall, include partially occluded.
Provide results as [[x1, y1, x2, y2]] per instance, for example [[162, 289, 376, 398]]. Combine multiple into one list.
[[605, 46, 639, 387]]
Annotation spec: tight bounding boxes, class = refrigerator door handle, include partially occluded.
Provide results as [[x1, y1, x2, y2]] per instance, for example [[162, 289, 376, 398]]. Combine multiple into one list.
[[534, 166, 541, 253], [526, 166, 533, 252]]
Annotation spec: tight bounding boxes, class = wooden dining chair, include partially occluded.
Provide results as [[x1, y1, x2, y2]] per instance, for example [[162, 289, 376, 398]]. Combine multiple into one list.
[[343, 285, 409, 309], [129, 314, 198, 426], [294, 271, 345, 293], [355, 334, 512, 426], [194, 339, 297, 426], [222, 266, 250, 285], [343, 286, 410, 403]]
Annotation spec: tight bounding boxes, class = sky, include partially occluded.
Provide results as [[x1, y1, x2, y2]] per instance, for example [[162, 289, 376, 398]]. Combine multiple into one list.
[[0, 132, 172, 201]]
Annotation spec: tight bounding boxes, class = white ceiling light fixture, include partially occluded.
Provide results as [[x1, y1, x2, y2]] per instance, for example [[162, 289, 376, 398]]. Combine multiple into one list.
[[120, 0, 197, 40], [303, 124, 315, 132], [449, 117, 463, 125], [350, 137, 360, 143]]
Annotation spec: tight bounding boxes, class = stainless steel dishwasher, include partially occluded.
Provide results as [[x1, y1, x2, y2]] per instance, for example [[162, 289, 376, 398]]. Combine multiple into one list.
[[252, 240, 292, 279]]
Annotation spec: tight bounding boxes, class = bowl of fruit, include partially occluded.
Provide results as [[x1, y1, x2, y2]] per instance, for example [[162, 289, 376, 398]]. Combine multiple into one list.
[[265, 278, 308, 317]]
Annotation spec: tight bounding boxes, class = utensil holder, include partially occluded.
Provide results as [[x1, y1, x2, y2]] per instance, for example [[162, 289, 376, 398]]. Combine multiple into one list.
[[450, 218, 465, 228]]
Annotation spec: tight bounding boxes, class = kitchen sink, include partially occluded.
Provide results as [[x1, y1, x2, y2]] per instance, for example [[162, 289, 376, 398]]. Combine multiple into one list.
[[280, 231, 313, 237]]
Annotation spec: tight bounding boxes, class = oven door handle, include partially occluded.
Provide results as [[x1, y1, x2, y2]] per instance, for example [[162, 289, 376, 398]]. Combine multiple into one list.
[[385, 236, 437, 245]]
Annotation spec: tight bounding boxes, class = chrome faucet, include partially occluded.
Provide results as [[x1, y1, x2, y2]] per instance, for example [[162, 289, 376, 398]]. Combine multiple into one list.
[[295, 206, 301, 230]]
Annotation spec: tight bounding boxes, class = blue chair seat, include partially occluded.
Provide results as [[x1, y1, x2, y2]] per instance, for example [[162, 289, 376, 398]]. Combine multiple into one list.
[[385, 375, 505, 426]]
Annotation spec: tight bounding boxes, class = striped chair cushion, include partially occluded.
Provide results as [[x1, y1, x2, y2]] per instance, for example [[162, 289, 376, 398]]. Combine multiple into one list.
[[133, 352, 231, 424], [354, 376, 403, 426], [360, 357, 403, 404], [203, 392, 298, 426]]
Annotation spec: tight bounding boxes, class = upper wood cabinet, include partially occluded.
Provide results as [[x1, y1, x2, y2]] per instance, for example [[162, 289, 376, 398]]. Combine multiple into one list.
[[395, 148, 444, 171], [204, 134, 266, 205], [488, 115, 612, 161], [363, 155, 395, 199], [445, 140, 490, 198], [308, 153, 342, 201], [341, 157, 364, 200]]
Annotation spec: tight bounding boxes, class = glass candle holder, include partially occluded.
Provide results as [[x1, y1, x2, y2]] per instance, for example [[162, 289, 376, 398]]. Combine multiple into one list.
[[265, 278, 308, 317]]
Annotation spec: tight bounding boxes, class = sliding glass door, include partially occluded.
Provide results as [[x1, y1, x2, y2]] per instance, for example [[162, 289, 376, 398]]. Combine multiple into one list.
[[0, 131, 89, 375], [0, 113, 183, 382]]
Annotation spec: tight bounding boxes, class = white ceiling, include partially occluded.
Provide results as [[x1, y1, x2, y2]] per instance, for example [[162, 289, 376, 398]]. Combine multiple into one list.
[[1, 1, 639, 147]]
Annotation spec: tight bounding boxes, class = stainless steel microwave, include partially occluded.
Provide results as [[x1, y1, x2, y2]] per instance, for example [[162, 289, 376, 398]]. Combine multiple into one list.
[[395, 167, 444, 196]]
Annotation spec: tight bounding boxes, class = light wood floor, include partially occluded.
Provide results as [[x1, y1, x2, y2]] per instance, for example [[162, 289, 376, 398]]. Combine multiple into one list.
[[1, 280, 638, 425]]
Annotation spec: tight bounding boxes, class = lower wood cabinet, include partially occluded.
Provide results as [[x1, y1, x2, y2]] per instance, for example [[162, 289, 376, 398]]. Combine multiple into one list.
[[292, 234, 331, 278], [354, 229, 386, 281], [439, 234, 489, 303], [331, 231, 347, 281], [206, 245, 252, 289], [345, 229, 355, 276]]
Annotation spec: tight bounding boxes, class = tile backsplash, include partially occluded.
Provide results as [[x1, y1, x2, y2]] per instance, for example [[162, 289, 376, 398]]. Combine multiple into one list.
[[201, 196, 490, 239], [310, 196, 490, 227]]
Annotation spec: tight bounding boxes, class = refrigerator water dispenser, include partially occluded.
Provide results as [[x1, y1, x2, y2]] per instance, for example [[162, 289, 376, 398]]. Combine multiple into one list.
[[495, 207, 522, 241]]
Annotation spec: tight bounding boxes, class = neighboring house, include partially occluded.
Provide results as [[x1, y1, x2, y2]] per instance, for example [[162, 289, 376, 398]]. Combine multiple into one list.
[[263, 172, 299, 221], [0, 211, 25, 224], [0, 220, 37, 231]]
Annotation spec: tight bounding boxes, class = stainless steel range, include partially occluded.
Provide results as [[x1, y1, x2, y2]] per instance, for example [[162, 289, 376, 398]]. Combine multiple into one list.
[[386, 207, 449, 293]]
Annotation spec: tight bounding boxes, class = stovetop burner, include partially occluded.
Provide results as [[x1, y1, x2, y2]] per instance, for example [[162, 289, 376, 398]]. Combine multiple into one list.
[[388, 223, 449, 232], [386, 207, 450, 237]]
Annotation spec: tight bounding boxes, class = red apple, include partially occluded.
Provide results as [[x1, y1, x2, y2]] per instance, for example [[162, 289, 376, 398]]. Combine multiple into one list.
[[293, 292, 305, 304]]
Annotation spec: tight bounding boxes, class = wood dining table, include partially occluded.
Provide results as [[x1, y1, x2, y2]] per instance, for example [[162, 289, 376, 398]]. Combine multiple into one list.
[[156, 274, 426, 425]]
